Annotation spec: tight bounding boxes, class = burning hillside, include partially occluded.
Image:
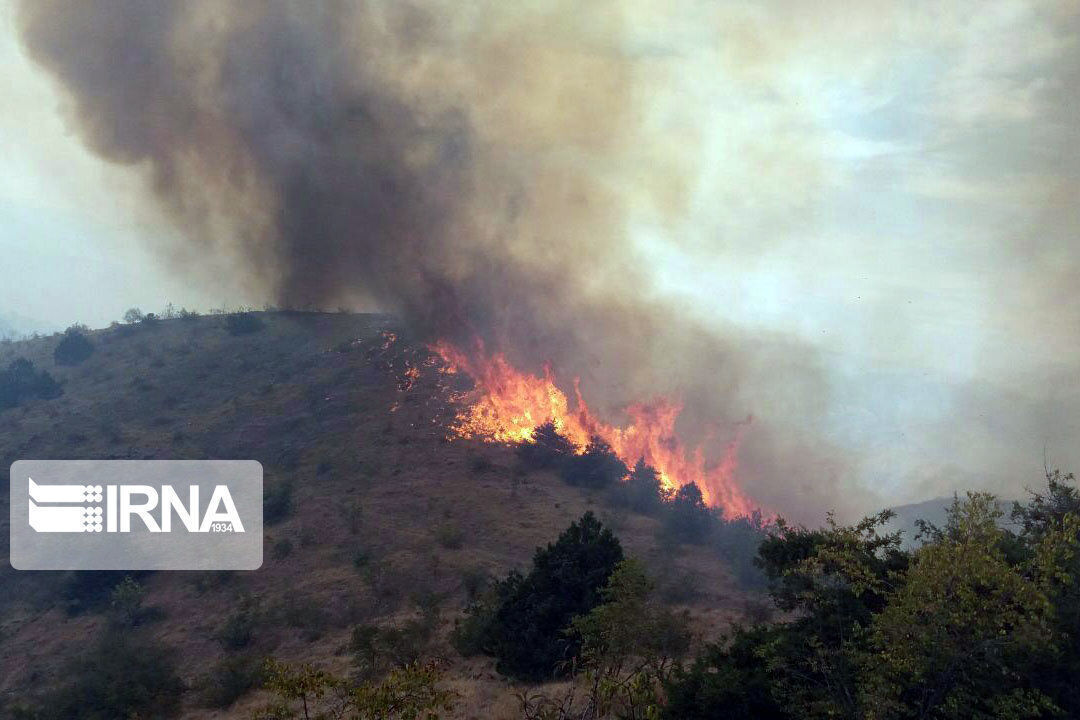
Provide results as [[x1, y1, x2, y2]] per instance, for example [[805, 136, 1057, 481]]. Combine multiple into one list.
[[432, 340, 759, 518]]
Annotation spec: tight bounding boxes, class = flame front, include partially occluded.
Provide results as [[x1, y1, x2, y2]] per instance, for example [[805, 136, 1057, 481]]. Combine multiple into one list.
[[432, 340, 759, 518]]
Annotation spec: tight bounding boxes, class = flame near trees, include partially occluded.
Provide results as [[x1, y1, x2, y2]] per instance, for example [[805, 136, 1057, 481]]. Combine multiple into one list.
[[432, 340, 759, 518]]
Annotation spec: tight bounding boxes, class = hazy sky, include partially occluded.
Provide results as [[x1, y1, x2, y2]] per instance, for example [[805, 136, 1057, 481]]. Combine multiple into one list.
[[0, 1, 242, 330], [2, 0, 1078, 511]]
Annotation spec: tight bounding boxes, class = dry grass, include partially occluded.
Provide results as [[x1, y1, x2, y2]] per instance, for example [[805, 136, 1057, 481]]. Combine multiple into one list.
[[0, 312, 756, 718]]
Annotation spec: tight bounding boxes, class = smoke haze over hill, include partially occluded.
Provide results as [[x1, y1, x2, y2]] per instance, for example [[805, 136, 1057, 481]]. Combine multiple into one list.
[[13, 0, 1080, 520]]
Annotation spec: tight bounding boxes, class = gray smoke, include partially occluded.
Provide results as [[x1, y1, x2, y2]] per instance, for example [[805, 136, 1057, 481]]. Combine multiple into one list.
[[17, 0, 1080, 522]]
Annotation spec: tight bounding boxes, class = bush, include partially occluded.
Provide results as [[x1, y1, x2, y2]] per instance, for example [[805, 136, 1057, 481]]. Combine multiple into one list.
[[122, 307, 145, 324], [455, 512, 624, 681], [435, 522, 464, 549], [264, 478, 294, 524], [0, 358, 63, 410], [271, 537, 294, 560], [219, 595, 261, 650], [609, 459, 669, 515], [34, 631, 184, 719], [560, 437, 627, 490], [225, 312, 265, 336], [109, 576, 146, 627], [53, 327, 95, 366], [198, 654, 263, 708], [517, 421, 577, 469], [661, 483, 716, 545]]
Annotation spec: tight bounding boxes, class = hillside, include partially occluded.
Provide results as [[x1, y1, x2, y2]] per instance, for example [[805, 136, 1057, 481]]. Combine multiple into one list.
[[0, 311, 760, 718]]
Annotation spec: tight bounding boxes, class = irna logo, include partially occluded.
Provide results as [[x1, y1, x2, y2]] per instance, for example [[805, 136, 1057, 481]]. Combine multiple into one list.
[[27, 478, 245, 533], [10, 460, 262, 570]]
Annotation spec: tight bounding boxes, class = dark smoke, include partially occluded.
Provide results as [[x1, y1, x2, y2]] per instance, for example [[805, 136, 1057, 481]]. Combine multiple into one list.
[[16, 0, 878, 520]]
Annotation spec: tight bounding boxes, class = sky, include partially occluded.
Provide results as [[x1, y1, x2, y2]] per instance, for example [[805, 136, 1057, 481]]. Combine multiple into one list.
[[0, 2, 250, 331], [2, 0, 1078, 513]]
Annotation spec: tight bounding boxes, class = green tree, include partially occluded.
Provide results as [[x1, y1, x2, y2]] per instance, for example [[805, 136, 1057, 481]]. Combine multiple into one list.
[[455, 512, 624, 681], [562, 558, 691, 720], [860, 493, 1070, 719]]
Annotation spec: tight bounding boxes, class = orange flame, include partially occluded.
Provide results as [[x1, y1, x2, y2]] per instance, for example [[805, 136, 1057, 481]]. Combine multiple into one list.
[[432, 340, 759, 518]]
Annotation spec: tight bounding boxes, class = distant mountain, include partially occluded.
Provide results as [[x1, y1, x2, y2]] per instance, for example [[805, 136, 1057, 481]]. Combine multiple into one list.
[[884, 495, 1020, 546]]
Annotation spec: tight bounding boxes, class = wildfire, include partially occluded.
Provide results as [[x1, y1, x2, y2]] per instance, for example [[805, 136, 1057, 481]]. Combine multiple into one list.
[[432, 340, 759, 518]]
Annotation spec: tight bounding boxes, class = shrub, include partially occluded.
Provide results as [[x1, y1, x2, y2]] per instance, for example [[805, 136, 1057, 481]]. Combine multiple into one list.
[[225, 312, 265, 336], [264, 478, 294, 524], [198, 654, 263, 708], [435, 522, 464, 550], [0, 358, 63, 410], [53, 326, 95, 366], [122, 307, 145, 324], [36, 631, 184, 719], [271, 537, 294, 560], [661, 483, 716, 545], [609, 459, 669, 515], [560, 437, 627, 490], [455, 512, 624, 681], [109, 576, 146, 627], [218, 595, 261, 650], [517, 421, 577, 469]]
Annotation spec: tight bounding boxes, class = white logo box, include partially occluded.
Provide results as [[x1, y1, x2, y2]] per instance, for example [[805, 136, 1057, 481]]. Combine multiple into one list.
[[10, 460, 263, 570]]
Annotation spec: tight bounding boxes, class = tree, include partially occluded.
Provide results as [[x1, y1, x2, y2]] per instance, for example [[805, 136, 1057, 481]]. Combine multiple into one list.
[[123, 307, 145, 324], [550, 558, 691, 720], [455, 512, 624, 681], [860, 493, 1067, 719]]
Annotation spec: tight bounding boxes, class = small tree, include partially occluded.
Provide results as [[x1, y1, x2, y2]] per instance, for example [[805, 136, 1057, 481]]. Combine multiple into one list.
[[123, 307, 145, 324], [110, 575, 146, 627]]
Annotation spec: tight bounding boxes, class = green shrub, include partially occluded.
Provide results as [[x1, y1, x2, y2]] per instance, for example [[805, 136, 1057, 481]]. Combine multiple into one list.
[[35, 631, 184, 719], [53, 326, 95, 366]]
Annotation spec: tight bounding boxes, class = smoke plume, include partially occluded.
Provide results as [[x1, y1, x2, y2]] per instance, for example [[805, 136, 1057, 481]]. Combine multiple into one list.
[[17, 1, 1080, 521]]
